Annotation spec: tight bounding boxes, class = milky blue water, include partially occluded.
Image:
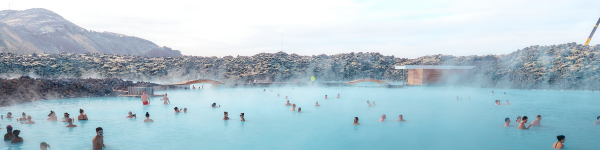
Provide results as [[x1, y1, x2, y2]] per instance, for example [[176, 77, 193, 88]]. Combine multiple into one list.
[[1, 86, 600, 149]]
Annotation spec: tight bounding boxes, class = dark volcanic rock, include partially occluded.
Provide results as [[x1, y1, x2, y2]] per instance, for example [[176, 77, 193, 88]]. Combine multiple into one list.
[[0, 76, 160, 106]]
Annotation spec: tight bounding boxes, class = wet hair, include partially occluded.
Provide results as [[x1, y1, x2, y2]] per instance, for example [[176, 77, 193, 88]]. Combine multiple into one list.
[[64, 112, 69, 117], [240, 113, 244, 117], [505, 118, 509, 122], [557, 135, 565, 141], [22, 112, 26, 116], [537, 115, 541, 118], [354, 117, 359, 123], [80, 109, 84, 113], [68, 118, 73, 123], [298, 107, 301, 112], [13, 130, 20, 137], [522, 116, 528, 120], [7, 112, 11, 115], [48, 111, 54, 117], [96, 127, 103, 132], [174, 107, 178, 111], [145, 112, 150, 118], [40, 142, 50, 148], [224, 111, 228, 115], [597, 116, 600, 120]]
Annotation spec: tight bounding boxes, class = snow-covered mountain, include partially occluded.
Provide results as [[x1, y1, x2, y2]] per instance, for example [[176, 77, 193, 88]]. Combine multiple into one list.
[[0, 8, 181, 57]]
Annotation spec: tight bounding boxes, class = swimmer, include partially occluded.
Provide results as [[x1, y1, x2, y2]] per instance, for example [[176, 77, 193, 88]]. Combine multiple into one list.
[[277, 94, 280, 97], [456, 96, 459, 100], [285, 100, 292, 106], [4, 125, 13, 140], [10, 130, 22, 143], [126, 111, 136, 118], [505, 100, 510, 105], [62, 112, 70, 122], [504, 118, 510, 127], [263, 89, 266, 92], [40, 142, 50, 150], [491, 91, 494, 95], [298, 107, 302, 113], [78, 109, 88, 120], [367, 100, 372, 107], [594, 116, 600, 124], [144, 112, 154, 122], [336, 94, 340, 98], [379, 114, 386, 121], [174, 107, 182, 113], [518, 116, 532, 129], [315, 101, 320, 106], [65, 118, 77, 127], [141, 91, 150, 105], [285, 96, 288, 99], [353, 117, 360, 125], [495, 100, 500, 105], [18, 112, 26, 121], [325, 95, 328, 99], [47, 111, 57, 121], [161, 93, 170, 104], [553, 135, 565, 149], [93, 127, 105, 150], [240, 113, 245, 121], [291, 104, 296, 111], [6, 112, 12, 118], [397, 115, 406, 121], [516, 116, 522, 123], [223, 111, 230, 120], [201, 85, 203, 89], [183, 108, 187, 113], [192, 85, 196, 89], [530, 115, 541, 126], [21, 115, 35, 124], [212, 102, 217, 108]]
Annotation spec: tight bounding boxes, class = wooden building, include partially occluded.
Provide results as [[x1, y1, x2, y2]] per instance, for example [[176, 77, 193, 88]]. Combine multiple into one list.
[[395, 65, 475, 85]]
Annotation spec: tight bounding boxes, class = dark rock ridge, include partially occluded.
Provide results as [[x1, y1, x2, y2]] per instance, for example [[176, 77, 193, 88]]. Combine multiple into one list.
[[0, 42, 599, 91], [0, 8, 181, 57], [0, 76, 159, 106]]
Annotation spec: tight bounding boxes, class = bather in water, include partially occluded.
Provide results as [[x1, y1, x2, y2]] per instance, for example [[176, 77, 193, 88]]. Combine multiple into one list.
[[212, 102, 218, 108], [21, 115, 35, 124], [93, 127, 105, 150], [126, 111, 136, 118], [6, 112, 12, 118], [379, 114, 386, 121], [495, 100, 501, 105], [10, 130, 22, 143], [66, 118, 77, 127], [223, 111, 230, 120], [40, 142, 50, 150], [174, 107, 182, 113], [240, 113, 245, 121], [4, 125, 13, 140], [353, 117, 360, 125], [516, 116, 522, 123], [298, 107, 302, 113], [594, 116, 600, 124], [285, 100, 292, 106], [553, 135, 565, 149], [336, 94, 340, 98], [505, 100, 510, 105], [144, 112, 154, 122], [161, 93, 170, 104], [530, 115, 541, 126], [291, 104, 296, 111], [367, 100, 372, 107], [78, 109, 88, 120], [504, 118, 510, 127], [518, 116, 532, 129], [315, 101, 320, 106], [397, 115, 406, 121], [62, 112, 70, 122], [324, 95, 328, 99], [47, 111, 57, 121]]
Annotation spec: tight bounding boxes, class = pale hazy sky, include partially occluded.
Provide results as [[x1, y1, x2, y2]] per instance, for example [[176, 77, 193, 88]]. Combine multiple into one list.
[[6, 0, 600, 58]]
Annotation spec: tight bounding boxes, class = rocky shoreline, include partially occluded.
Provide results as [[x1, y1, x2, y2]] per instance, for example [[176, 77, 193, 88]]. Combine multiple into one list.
[[0, 76, 161, 106]]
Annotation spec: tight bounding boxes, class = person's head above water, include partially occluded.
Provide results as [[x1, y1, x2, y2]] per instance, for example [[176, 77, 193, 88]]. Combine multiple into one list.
[[224, 111, 228, 115], [298, 107, 301, 112], [80, 109, 84, 114], [68, 118, 73, 123], [145, 112, 150, 118], [354, 117, 359, 123], [143, 91, 146, 94], [13, 130, 20, 137], [557, 135, 565, 142], [381, 114, 386, 119], [48, 111, 54, 117], [240, 113, 244, 117], [64, 112, 69, 117], [537, 115, 542, 119], [522, 116, 528, 122], [6, 125, 12, 132], [40, 142, 50, 149], [27, 115, 32, 120], [174, 107, 178, 111], [505, 118, 510, 122], [597, 116, 600, 120], [96, 127, 103, 136], [165, 93, 167, 96]]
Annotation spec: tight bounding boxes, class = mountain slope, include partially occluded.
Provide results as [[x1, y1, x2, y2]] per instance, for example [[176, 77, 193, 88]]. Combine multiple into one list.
[[0, 8, 181, 57]]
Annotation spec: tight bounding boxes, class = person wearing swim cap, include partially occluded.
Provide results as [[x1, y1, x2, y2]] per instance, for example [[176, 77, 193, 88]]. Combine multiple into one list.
[[504, 118, 510, 127], [93, 127, 105, 150], [397, 115, 406, 121], [40, 142, 50, 150], [379, 114, 386, 121], [4, 125, 13, 140], [66, 118, 77, 127], [10, 130, 22, 143], [78, 109, 88, 120], [353, 117, 360, 125], [144, 112, 154, 122]]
